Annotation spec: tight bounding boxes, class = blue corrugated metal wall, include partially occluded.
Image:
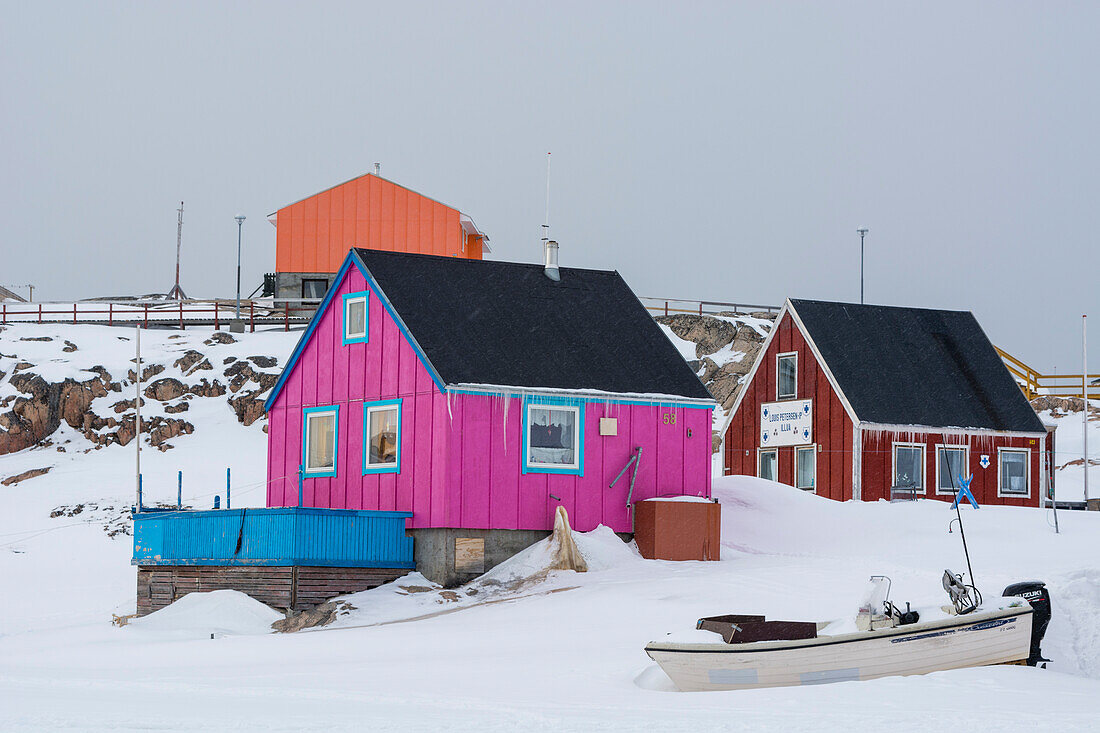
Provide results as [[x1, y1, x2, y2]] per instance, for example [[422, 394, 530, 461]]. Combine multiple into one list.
[[133, 508, 415, 568]]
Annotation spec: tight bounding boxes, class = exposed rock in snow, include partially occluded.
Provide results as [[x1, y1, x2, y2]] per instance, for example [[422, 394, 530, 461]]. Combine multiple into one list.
[[0, 325, 296, 456]]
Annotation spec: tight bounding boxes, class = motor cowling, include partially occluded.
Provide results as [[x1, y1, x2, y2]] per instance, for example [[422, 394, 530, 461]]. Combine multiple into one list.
[[1003, 581, 1051, 666]]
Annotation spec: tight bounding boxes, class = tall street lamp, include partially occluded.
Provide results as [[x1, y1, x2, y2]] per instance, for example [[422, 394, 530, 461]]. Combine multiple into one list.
[[857, 228, 869, 305], [232, 214, 246, 332]]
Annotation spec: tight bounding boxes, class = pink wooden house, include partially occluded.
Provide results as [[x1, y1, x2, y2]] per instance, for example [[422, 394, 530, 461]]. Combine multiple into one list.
[[264, 249, 715, 583]]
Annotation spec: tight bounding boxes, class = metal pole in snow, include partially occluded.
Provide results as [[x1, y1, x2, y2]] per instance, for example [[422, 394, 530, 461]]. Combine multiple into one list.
[[226, 467, 231, 510], [857, 228, 869, 305], [177, 471, 182, 510], [1084, 315, 1090, 506], [135, 326, 141, 509], [235, 215, 245, 320]]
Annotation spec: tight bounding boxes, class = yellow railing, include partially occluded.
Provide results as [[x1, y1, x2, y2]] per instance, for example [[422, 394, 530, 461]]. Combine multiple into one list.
[[996, 346, 1100, 401]]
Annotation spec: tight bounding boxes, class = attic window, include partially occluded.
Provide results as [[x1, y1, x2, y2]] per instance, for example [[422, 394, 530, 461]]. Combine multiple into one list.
[[343, 292, 369, 344], [524, 403, 582, 474], [777, 353, 797, 400]]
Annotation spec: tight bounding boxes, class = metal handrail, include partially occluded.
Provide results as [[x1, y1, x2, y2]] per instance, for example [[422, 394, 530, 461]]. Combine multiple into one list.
[[0, 298, 315, 332], [639, 296, 779, 317], [995, 346, 1100, 400]]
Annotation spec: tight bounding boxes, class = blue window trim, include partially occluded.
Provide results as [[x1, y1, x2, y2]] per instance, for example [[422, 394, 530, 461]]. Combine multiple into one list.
[[521, 395, 585, 476], [341, 291, 370, 345], [302, 404, 340, 478], [265, 252, 446, 412], [363, 398, 402, 475]]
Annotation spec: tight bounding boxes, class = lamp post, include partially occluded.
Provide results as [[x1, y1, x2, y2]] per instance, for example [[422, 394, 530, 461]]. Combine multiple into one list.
[[857, 228, 869, 304], [232, 214, 246, 332]]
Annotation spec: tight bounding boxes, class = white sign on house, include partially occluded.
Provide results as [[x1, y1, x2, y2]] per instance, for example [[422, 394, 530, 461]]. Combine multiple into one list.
[[760, 399, 813, 447]]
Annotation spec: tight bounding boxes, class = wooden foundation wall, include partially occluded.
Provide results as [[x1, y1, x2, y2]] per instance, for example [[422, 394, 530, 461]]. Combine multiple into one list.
[[136, 565, 409, 616]]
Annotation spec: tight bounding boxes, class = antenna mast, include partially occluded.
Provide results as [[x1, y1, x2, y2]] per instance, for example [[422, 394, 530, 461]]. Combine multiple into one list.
[[541, 152, 551, 246], [167, 201, 188, 300]]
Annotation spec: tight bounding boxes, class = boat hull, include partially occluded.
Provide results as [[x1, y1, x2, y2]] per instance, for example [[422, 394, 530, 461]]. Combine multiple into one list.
[[645, 605, 1033, 692]]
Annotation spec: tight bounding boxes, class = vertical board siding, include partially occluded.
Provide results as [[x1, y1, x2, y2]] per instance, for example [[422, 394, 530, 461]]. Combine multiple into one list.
[[443, 394, 711, 533], [133, 508, 415, 567], [725, 310, 1041, 507], [274, 174, 483, 274], [860, 429, 1040, 507], [724, 311, 854, 498], [266, 260, 714, 534], [266, 265, 449, 527]]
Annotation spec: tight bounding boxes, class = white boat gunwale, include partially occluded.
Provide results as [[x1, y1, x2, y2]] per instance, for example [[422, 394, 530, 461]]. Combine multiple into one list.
[[645, 603, 1032, 656]]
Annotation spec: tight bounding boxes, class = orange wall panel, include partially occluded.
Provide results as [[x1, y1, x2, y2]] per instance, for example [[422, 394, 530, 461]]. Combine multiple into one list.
[[275, 173, 484, 272]]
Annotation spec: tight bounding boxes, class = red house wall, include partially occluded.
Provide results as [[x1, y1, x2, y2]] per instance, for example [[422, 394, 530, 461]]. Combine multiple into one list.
[[725, 308, 1043, 507], [860, 430, 1041, 507], [724, 311, 854, 501]]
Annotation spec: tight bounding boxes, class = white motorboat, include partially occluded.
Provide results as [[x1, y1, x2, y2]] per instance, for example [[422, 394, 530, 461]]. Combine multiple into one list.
[[644, 573, 1051, 692]]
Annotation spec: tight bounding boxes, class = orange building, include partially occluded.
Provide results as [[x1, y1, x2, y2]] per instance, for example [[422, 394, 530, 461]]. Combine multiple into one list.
[[269, 171, 489, 302]]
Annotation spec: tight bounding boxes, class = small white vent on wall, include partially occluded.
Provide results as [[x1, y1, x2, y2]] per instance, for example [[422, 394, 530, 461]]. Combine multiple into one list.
[[600, 417, 618, 436]]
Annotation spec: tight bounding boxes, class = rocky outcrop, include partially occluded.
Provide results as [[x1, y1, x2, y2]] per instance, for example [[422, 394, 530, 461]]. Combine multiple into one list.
[[0, 370, 111, 454], [656, 311, 775, 414], [0, 330, 285, 456]]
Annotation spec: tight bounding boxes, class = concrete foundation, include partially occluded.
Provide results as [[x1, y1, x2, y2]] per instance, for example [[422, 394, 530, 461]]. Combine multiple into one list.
[[409, 527, 551, 587]]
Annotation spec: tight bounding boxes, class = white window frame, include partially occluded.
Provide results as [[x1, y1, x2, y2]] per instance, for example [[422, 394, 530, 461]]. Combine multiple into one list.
[[342, 292, 369, 344], [795, 444, 816, 492], [303, 406, 339, 476], [777, 352, 798, 400], [757, 448, 778, 482], [997, 447, 1031, 498], [935, 444, 970, 496], [892, 442, 926, 495], [524, 403, 582, 473]]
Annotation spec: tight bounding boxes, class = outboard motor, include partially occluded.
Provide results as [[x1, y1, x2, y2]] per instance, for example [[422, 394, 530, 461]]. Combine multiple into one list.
[[1003, 581, 1052, 666]]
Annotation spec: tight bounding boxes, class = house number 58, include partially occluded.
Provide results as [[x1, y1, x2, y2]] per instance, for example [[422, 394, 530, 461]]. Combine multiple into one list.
[[662, 412, 677, 425]]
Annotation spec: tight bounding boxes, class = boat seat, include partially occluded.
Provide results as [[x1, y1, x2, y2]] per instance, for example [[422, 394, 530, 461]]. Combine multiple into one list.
[[697, 614, 817, 644]]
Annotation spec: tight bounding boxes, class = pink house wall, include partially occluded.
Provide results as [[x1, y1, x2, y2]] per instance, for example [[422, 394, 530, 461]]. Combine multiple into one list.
[[266, 261, 714, 533]]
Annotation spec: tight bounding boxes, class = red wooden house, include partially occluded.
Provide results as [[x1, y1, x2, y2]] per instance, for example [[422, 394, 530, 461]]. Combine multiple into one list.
[[722, 299, 1049, 506]]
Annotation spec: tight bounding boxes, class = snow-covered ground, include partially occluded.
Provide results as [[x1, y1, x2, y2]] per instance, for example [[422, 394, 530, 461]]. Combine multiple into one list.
[[2, 325, 1100, 731]]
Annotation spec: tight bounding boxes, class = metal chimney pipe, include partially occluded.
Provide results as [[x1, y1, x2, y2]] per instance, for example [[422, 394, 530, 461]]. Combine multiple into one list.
[[374, 162, 381, 176], [544, 240, 560, 281]]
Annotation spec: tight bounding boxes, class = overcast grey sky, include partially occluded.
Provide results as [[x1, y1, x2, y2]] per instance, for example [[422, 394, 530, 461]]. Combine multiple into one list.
[[2, 1, 1097, 370]]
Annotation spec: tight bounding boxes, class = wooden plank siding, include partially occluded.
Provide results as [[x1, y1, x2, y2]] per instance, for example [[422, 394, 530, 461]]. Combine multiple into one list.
[[724, 311, 853, 499], [266, 263, 714, 534], [725, 308, 1042, 507], [136, 566, 408, 616]]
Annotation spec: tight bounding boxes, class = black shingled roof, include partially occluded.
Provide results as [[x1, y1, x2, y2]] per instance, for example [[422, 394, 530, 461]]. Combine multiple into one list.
[[790, 299, 1044, 433], [355, 249, 712, 400]]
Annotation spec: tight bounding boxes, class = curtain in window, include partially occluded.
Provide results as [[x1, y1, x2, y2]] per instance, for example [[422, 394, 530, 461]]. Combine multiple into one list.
[[778, 356, 797, 398], [307, 413, 335, 470], [759, 451, 777, 482], [796, 448, 815, 489], [1001, 452, 1027, 494], [347, 299, 366, 337], [938, 448, 966, 490], [528, 407, 577, 466], [894, 446, 922, 489], [368, 408, 398, 464]]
